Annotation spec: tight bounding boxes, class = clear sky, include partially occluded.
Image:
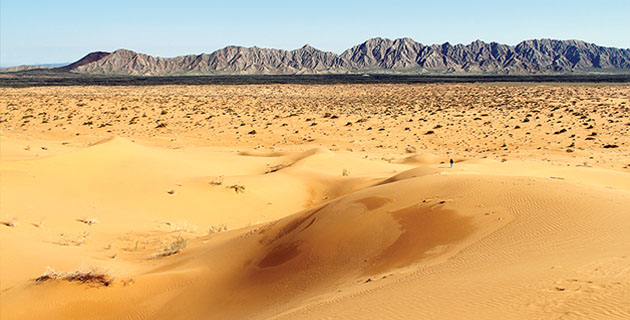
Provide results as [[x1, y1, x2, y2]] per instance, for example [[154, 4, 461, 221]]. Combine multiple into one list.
[[1, 0, 629, 67]]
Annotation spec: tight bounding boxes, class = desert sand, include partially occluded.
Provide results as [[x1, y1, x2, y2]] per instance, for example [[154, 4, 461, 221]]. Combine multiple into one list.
[[1, 83, 629, 319]]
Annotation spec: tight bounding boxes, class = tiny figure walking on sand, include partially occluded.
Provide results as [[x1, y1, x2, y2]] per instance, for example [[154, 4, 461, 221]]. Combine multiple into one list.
[[450, 159, 454, 168]]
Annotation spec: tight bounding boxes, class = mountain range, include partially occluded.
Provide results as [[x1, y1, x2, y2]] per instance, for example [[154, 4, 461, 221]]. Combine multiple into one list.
[[8, 38, 630, 75]]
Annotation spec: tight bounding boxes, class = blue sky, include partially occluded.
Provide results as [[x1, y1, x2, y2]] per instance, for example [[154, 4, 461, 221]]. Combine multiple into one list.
[[1, 0, 629, 67]]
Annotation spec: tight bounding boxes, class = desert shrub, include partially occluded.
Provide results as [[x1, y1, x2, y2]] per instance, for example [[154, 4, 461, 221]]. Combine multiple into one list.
[[208, 224, 228, 235], [209, 176, 224, 186], [76, 218, 97, 226], [265, 163, 288, 174], [152, 235, 187, 258], [0, 218, 16, 227], [227, 184, 245, 193], [35, 267, 112, 287]]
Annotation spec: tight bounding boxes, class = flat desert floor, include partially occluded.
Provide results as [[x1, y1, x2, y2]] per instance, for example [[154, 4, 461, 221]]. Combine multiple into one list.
[[1, 83, 629, 319]]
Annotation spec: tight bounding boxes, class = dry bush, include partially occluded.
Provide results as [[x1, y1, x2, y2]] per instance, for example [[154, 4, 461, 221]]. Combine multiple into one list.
[[31, 218, 44, 228], [227, 184, 245, 193], [265, 163, 288, 174], [208, 224, 228, 235], [209, 176, 224, 186], [35, 267, 112, 287], [64, 272, 111, 286], [1, 217, 17, 228], [76, 218, 97, 226], [35, 267, 59, 283], [151, 235, 187, 258], [54, 231, 89, 246], [168, 220, 198, 233]]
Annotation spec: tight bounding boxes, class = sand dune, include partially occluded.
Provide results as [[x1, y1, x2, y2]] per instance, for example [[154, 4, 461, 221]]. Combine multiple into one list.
[[1, 84, 629, 319]]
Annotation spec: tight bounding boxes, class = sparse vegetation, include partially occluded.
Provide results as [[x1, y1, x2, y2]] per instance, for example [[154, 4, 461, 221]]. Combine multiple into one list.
[[76, 218, 97, 226], [227, 184, 246, 193], [54, 231, 89, 246], [35, 267, 112, 287], [209, 176, 224, 186], [31, 218, 44, 228], [265, 163, 288, 174], [166, 220, 199, 233], [152, 235, 187, 258], [208, 224, 228, 235], [1, 217, 17, 228], [34, 267, 59, 283], [64, 271, 112, 286]]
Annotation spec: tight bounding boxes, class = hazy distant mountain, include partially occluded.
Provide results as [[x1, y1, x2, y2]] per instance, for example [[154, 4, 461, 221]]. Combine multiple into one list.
[[0, 63, 68, 73], [20, 38, 630, 75]]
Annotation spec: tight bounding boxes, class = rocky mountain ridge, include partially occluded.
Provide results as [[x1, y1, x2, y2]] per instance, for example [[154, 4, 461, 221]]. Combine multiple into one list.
[[22, 38, 630, 75]]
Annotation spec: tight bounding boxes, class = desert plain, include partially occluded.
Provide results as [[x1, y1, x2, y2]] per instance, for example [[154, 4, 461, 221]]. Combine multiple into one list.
[[1, 83, 629, 319]]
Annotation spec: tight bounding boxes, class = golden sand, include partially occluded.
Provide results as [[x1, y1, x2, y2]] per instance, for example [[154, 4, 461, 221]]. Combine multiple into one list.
[[1, 84, 629, 319]]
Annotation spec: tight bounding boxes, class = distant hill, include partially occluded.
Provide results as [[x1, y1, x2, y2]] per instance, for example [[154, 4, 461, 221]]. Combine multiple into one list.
[[0, 63, 69, 73], [8, 38, 630, 75], [1, 65, 49, 73]]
